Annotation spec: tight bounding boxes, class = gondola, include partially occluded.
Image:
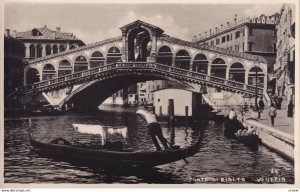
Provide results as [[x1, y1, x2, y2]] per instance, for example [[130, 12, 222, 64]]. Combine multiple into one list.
[[28, 127, 201, 168]]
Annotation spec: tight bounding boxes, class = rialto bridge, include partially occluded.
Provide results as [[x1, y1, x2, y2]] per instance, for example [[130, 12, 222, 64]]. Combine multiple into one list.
[[11, 20, 269, 111]]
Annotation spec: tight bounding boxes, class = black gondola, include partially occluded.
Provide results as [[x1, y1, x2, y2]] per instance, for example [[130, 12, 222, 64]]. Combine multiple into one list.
[[28, 129, 201, 168]]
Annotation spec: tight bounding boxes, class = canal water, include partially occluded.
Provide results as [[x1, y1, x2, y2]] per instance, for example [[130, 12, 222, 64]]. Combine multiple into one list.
[[4, 105, 294, 184]]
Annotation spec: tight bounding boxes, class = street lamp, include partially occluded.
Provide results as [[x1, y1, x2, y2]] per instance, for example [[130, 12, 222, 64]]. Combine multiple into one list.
[[253, 62, 261, 119]]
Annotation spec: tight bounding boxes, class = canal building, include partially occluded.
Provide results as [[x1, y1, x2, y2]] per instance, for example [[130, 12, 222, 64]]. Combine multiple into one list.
[[193, 14, 279, 74], [152, 88, 202, 117], [4, 31, 25, 99], [273, 4, 295, 104], [10, 25, 85, 61]]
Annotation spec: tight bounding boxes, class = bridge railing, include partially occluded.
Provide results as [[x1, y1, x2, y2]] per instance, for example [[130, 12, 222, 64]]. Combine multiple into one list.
[[18, 61, 263, 95]]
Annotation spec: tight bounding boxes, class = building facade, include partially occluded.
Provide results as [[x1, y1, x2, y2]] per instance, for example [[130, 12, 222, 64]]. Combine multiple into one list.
[[4, 34, 25, 98], [193, 14, 278, 73], [274, 4, 295, 103], [9, 25, 85, 61]]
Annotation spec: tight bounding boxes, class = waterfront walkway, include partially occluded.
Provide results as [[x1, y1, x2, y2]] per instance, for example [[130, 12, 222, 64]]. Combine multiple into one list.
[[255, 107, 294, 135]]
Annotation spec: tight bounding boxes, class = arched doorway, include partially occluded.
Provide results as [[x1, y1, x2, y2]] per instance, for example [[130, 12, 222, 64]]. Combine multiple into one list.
[[192, 54, 208, 74], [107, 47, 121, 64], [229, 62, 245, 83], [90, 51, 105, 68], [58, 60, 72, 77], [74, 56, 89, 72], [26, 68, 40, 85], [157, 46, 173, 66], [211, 58, 226, 78], [127, 28, 151, 62], [175, 50, 190, 70], [248, 66, 264, 87], [42, 64, 56, 80]]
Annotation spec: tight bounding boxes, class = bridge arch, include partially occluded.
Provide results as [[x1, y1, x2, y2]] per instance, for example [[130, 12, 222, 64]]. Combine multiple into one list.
[[26, 68, 40, 85], [107, 46, 122, 64], [211, 58, 227, 78], [229, 62, 245, 83], [45, 44, 51, 55], [90, 51, 105, 68], [37, 44, 43, 58], [157, 45, 173, 66], [127, 27, 151, 62], [58, 60, 73, 77], [192, 53, 208, 74], [248, 66, 264, 87], [42, 64, 57, 81], [175, 50, 191, 70], [53, 45, 58, 54], [74, 55, 89, 72]]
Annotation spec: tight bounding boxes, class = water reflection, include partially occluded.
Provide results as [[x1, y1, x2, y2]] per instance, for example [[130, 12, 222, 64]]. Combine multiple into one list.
[[4, 105, 294, 184]]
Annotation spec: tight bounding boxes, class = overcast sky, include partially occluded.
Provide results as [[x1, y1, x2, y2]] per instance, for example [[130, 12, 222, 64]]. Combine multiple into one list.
[[4, 2, 284, 44]]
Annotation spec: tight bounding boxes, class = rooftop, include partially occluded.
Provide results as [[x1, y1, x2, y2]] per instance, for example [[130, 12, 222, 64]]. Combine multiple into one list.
[[15, 25, 85, 43]]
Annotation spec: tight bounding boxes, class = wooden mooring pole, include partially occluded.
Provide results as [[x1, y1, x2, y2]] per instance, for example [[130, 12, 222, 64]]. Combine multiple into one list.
[[168, 99, 175, 146], [185, 106, 189, 127]]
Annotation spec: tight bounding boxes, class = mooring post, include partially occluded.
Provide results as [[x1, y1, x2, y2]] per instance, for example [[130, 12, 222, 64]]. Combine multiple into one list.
[[168, 99, 175, 146], [185, 106, 189, 127]]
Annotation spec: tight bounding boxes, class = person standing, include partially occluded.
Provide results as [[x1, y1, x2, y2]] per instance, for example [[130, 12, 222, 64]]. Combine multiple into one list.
[[258, 97, 265, 113], [136, 109, 169, 151], [269, 104, 277, 126], [287, 101, 294, 117]]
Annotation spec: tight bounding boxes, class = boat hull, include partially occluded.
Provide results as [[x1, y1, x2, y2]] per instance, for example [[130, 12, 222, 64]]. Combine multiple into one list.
[[30, 137, 201, 168]]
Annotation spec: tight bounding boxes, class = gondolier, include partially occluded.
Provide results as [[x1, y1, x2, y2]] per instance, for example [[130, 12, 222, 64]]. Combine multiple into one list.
[[136, 109, 170, 151]]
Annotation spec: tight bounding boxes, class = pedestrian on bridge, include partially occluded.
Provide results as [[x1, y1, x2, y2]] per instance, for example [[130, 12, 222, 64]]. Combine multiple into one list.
[[268, 103, 277, 127]]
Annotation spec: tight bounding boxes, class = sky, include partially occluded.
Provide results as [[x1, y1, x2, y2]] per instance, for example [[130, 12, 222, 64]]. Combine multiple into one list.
[[4, 2, 284, 44]]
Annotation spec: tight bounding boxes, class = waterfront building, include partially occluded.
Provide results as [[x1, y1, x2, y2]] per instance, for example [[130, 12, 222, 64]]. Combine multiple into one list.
[[4, 32, 25, 98], [193, 14, 279, 73], [273, 4, 295, 103], [10, 25, 85, 61]]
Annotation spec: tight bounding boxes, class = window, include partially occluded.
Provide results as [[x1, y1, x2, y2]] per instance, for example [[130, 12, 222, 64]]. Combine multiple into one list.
[[222, 36, 226, 43], [227, 35, 230, 41], [249, 28, 253, 36], [230, 34, 233, 40], [242, 43, 244, 52], [158, 99, 160, 102], [235, 45, 239, 52], [248, 42, 254, 52], [157, 85, 160, 90], [216, 38, 220, 45], [235, 31, 240, 39], [210, 40, 214, 46]]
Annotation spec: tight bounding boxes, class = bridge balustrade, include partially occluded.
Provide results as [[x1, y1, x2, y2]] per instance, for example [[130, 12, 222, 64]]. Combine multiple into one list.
[[16, 61, 264, 96]]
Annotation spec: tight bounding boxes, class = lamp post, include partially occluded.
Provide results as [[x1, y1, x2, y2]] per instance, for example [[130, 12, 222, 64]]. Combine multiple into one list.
[[253, 63, 261, 119]]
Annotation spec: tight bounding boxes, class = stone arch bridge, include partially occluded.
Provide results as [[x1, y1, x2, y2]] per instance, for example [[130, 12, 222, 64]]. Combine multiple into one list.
[[11, 20, 269, 111]]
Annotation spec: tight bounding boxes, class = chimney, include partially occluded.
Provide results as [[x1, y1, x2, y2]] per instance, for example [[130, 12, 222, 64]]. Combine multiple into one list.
[[221, 24, 223, 30], [234, 14, 237, 25], [12, 30, 16, 38], [56, 27, 61, 33], [44, 25, 47, 28], [5, 29, 10, 37], [227, 22, 230, 27]]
